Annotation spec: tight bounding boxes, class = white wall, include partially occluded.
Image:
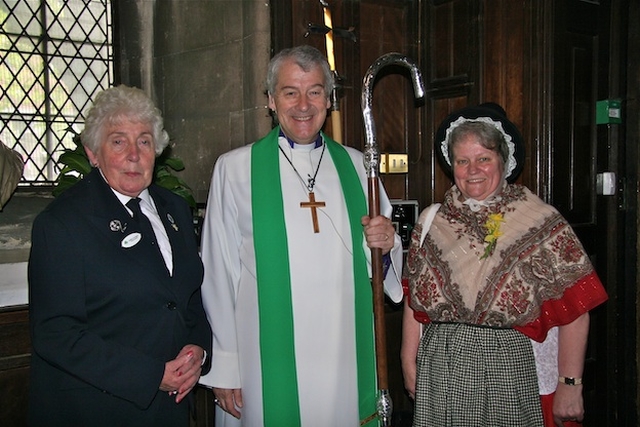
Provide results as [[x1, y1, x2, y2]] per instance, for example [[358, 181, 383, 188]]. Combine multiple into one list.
[[0, 262, 28, 307]]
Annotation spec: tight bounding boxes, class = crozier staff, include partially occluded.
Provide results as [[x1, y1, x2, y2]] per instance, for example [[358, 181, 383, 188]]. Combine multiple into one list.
[[401, 103, 608, 427], [28, 85, 211, 427], [198, 45, 404, 427]]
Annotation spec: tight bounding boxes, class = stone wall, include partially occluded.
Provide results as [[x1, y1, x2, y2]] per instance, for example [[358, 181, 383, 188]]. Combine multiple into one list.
[[119, 0, 273, 203], [0, 0, 273, 286]]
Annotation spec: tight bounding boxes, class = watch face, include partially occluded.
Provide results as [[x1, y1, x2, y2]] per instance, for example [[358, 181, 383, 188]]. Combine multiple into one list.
[[560, 376, 582, 385]]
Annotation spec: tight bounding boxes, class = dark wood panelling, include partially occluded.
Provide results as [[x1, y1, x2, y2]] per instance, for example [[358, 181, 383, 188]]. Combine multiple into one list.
[[192, 386, 216, 427], [417, 1, 631, 425], [552, 36, 598, 226], [273, 1, 637, 425], [277, 1, 421, 421], [483, 0, 528, 185], [270, 0, 293, 56], [552, 1, 622, 425], [0, 304, 217, 427], [290, 0, 342, 140], [622, 0, 640, 423], [415, 0, 480, 205], [0, 306, 30, 427], [359, 2, 414, 199], [284, 0, 420, 201], [419, 0, 547, 202]]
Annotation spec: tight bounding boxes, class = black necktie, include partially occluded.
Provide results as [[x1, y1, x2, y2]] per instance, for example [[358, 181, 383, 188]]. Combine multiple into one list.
[[126, 197, 158, 247]]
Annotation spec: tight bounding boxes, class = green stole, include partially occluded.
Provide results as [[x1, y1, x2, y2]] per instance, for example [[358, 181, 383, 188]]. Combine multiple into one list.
[[251, 126, 377, 426]]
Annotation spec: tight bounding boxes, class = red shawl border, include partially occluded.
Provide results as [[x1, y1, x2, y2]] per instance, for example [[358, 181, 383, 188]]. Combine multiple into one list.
[[515, 271, 608, 342], [403, 271, 608, 340]]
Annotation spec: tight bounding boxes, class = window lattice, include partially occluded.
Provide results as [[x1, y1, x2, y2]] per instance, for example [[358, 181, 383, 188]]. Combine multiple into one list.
[[0, 0, 113, 185]]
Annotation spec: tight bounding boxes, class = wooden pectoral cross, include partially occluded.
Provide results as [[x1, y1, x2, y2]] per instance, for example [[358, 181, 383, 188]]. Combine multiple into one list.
[[300, 192, 326, 233]]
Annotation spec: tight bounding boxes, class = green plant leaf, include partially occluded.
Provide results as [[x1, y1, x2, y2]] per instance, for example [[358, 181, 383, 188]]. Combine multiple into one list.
[[72, 134, 83, 149], [53, 134, 196, 208], [58, 151, 92, 175], [155, 174, 181, 190], [171, 187, 197, 208], [154, 167, 172, 179], [52, 175, 81, 197], [57, 165, 78, 175], [162, 156, 185, 171], [173, 176, 192, 190]]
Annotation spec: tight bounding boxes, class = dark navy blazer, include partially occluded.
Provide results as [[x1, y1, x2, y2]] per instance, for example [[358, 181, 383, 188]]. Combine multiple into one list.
[[28, 168, 211, 427]]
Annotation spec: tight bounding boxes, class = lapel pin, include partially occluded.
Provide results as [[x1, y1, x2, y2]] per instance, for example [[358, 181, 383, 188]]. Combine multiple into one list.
[[167, 213, 179, 231], [110, 219, 127, 233]]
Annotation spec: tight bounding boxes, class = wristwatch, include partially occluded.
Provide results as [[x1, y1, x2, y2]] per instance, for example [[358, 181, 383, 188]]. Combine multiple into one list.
[[558, 376, 582, 385]]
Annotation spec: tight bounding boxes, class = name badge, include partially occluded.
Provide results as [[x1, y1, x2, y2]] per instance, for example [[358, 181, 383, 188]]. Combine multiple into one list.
[[121, 232, 142, 248]]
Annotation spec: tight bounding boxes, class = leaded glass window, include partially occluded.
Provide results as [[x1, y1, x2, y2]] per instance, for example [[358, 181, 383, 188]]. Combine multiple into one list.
[[1, 0, 113, 186]]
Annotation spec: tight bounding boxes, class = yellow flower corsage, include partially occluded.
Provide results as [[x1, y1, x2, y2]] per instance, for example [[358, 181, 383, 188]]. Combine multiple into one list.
[[480, 213, 504, 259]]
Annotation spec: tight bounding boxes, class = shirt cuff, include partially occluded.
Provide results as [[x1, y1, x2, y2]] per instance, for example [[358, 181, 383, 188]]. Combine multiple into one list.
[[382, 253, 391, 278]]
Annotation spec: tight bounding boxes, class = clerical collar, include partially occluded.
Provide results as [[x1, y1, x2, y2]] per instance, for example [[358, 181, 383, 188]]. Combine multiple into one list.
[[279, 130, 323, 148]]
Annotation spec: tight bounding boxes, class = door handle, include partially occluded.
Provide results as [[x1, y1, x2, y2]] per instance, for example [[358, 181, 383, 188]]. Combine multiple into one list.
[[596, 172, 616, 195]]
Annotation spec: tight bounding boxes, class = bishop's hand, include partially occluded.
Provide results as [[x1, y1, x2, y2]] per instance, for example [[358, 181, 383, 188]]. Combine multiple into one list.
[[213, 387, 243, 419], [362, 215, 395, 254]]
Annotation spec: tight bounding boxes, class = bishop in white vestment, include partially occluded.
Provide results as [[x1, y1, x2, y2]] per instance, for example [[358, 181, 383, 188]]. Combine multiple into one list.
[[199, 126, 403, 426], [199, 45, 403, 427]]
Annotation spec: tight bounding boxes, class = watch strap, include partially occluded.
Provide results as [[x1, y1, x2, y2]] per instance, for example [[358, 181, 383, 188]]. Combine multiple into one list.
[[558, 376, 582, 385]]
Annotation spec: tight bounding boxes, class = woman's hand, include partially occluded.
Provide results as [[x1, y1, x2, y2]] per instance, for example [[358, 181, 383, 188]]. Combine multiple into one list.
[[553, 383, 584, 426], [554, 313, 589, 425], [160, 344, 205, 403]]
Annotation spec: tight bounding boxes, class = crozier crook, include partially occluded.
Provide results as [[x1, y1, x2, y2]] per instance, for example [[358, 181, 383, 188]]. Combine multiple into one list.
[[361, 53, 424, 427]]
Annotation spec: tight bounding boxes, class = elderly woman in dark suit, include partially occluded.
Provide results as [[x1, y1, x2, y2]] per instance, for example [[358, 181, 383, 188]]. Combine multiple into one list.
[[28, 85, 211, 427]]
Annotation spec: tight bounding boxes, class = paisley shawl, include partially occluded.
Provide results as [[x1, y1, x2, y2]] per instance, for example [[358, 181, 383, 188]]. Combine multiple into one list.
[[405, 183, 607, 342]]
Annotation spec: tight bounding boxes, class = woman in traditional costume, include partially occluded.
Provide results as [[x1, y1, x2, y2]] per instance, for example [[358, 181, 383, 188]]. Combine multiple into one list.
[[401, 103, 608, 426]]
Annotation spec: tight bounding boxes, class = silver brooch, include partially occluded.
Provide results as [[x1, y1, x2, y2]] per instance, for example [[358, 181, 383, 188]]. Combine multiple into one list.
[[110, 219, 127, 233]]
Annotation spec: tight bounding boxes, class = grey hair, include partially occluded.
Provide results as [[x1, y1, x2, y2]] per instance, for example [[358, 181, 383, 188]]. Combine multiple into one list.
[[447, 121, 510, 166], [81, 85, 170, 156], [266, 45, 335, 96]]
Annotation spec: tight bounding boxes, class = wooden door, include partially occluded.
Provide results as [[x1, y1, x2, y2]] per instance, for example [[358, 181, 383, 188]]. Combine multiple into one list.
[[417, 0, 634, 425], [273, 0, 421, 200], [270, 1, 637, 425], [272, 1, 422, 423], [551, 0, 631, 425]]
